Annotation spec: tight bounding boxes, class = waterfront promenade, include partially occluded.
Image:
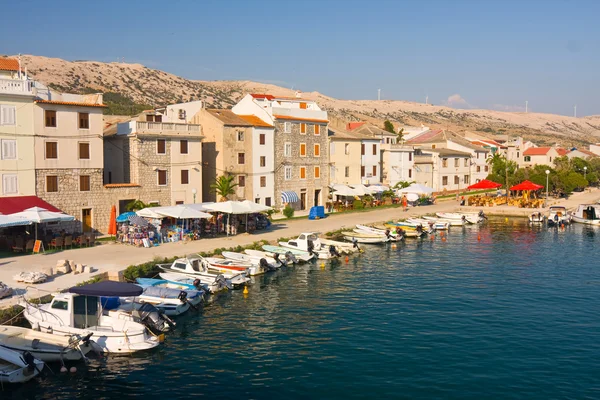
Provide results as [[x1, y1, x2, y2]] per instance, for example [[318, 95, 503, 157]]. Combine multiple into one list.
[[1, 188, 599, 306]]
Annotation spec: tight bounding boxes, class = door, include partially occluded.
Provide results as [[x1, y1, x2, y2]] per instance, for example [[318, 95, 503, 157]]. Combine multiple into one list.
[[300, 193, 306, 210], [82, 208, 92, 232], [314, 189, 321, 206]]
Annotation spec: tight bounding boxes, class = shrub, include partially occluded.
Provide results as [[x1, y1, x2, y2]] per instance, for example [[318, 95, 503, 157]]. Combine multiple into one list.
[[283, 205, 295, 218], [353, 200, 364, 210], [123, 258, 163, 282]]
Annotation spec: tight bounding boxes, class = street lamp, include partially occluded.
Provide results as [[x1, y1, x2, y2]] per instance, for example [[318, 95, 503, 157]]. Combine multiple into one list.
[[191, 188, 197, 203], [545, 170, 550, 207], [584, 166, 587, 180]]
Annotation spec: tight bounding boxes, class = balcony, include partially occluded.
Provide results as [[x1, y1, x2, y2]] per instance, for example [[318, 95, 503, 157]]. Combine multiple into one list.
[[118, 120, 202, 136], [0, 78, 35, 96]]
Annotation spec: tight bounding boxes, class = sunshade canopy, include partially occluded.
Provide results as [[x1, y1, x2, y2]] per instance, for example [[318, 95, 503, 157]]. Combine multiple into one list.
[[0, 215, 32, 228], [69, 281, 143, 297], [368, 185, 389, 193], [397, 183, 435, 195], [330, 184, 360, 197], [203, 201, 253, 214], [510, 180, 544, 191], [9, 207, 75, 223], [155, 206, 212, 219], [467, 179, 503, 190], [136, 208, 164, 218], [116, 211, 136, 223], [240, 200, 273, 212], [281, 191, 299, 203], [350, 184, 377, 195]]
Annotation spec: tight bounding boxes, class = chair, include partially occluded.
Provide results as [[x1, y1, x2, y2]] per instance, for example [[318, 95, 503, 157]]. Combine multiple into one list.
[[12, 237, 25, 252], [25, 240, 35, 252], [87, 233, 95, 246], [50, 237, 64, 250], [64, 235, 73, 249]]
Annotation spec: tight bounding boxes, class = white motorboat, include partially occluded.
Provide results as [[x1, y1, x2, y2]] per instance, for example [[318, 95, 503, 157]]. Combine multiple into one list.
[[0, 346, 44, 384], [436, 212, 479, 224], [261, 245, 316, 262], [571, 204, 600, 225], [529, 212, 545, 223], [203, 256, 269, 276], [342, 231, 391, 244], [279, 233, 342, 259], [422, 215, 466, 226], [22, 282, 162, 355], [547, 206, 571, 226], [355, 225, 403, 240], [221, 251, 281, 273], [0, 325, 93, 363], [132, 285, 204, 316], [319, 238, 360, 253], [407, 218, 449, 230], [244, 249, 296, 266], [158, 272, 230, 294], [157, 257, 249, 289]]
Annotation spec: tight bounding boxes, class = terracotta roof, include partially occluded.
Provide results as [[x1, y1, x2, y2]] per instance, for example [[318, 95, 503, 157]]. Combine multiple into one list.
[[556, 148, 569, 156], [406, 129, 444, 143], [0, 196, 62, 214], [352, 123, 396, 137], [251, 94, 275, 100], [346, 122, 367, 131], [237, 114, 273, 128], [35, 100, 107, 108], [0, 58, 20, 72], [103, 183, 141, 188], [523, 147, 553, 156], [273, 115, 329, 123], [328, 126, 372, 141], [205, 109, 252, 126]]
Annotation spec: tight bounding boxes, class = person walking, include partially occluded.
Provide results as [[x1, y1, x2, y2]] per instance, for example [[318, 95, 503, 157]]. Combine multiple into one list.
[[402, 195, 408, 211]]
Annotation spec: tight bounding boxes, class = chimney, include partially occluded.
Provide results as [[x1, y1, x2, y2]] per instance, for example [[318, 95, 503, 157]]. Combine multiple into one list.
[[295, 90, 302, 98]]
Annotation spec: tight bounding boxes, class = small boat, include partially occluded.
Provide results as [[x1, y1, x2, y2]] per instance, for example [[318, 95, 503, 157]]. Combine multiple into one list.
[[203, 257, 264, 276], [571, 204, 600, 225], [319, 238, 360, 253], [342, 232, 391, 244], [0, 326, 93, 363], [157, 257, 249, 289], [407, 218, 449, 230], [436, 212, 481, 224], [221, 251, 281, 273], [529, 212, 545, 223], [422, 215, 466, 226], [132, 285, 204, 316], [244, 249, 295, 266], [262, 245, 316, 262], [547, 206, 571, 226], [158, 272, 230, 293], [278, 233, 341, 259], [0, 346, 44, 384], [355, 224, 403, 240]]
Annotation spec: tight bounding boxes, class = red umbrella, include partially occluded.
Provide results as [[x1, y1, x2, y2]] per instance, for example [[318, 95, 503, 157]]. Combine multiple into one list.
[[107, 205, 117, 236], [467, 179, 503, 190], [510, 180, 544, 191]]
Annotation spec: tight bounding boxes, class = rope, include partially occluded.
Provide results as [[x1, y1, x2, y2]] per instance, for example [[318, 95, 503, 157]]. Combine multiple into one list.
[[0, 308, 25, 325]]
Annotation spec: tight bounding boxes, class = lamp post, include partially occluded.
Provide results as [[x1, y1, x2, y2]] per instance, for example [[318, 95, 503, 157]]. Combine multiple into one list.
[[545, 170, 550, 207], [192, 188, 197, 204], [584, 166, 587, 180]]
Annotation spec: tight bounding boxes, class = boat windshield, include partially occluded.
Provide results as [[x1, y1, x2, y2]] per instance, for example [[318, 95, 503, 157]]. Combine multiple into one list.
[[307, 234, 318, 241], [173, 262, 187, 271], [191, 260, 201, 272]]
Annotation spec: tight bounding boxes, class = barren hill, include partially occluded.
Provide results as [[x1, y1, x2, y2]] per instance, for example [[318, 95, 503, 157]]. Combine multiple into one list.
[[12, 54, 600, 147]]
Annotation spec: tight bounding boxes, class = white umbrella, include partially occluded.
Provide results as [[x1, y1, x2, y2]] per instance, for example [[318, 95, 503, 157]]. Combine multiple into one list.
[[9, 207, 75, 241], [368, 185, 388, 193], [240, 200, 272, 213], [350, 184, 377, 196], [203, 201, 252, 215], [136, 207, 164, 218], [155, 206, 212, 219], [330, 184, 360, 197], [0, 215, 32, 229], [185, 202, 216, 212], [397, 183, 435, 195]]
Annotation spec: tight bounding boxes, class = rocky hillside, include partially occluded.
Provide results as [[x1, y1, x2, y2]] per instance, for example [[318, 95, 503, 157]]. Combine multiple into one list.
[[13, 54, 600, 147]]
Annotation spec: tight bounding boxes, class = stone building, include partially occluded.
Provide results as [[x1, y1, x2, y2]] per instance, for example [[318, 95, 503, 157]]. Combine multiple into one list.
[[232, 94, 329, 211]]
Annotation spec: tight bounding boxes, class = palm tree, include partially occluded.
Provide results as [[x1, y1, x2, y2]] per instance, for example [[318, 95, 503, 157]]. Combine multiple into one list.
[[125, 199, 147, 211], [210, 175, 238, 202]]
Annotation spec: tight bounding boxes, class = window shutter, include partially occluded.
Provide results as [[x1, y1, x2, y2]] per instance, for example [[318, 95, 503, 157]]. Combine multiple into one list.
[[1, 106, 16, 125], [2, 140, 16, 160], [2, 174, 18, 194]]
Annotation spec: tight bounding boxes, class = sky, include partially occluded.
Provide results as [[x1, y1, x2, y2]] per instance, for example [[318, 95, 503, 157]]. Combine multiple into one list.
[[1, 0, 599, 116]]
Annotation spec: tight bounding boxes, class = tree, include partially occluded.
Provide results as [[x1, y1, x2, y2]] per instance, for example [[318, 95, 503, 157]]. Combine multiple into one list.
[[383, 120, 395, 134], [210, 174, 238, 202], [393, 181, 414, 189], [125, 199, 147, 211], [397, 128, 405, 142]]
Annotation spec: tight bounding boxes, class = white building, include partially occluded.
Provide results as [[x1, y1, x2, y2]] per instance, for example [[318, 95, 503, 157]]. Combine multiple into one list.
[[414, 148, 473, 192], [382, 145, 415, 187]]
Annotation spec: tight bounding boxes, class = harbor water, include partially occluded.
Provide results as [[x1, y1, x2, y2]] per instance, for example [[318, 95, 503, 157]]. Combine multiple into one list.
[[6, 218, 600, 399]]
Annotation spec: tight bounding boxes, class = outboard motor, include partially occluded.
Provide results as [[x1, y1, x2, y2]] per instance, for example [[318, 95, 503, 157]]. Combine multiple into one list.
[[192, 279, 202, 289], [259, 257, 277, 272], [478, 210, 487, 220], [307, 239, 318, 257], [177, 290, 188, 304], [132, 303, 174, 334], [416, 225, 423, 235], [274, 253, 288, 267], [22, 351, 38, 373], [352, 237, 360, 250], [285, 251, 299, 264], [384, 229, 391, 239], [215, 274, 233, 290], [329, 245, 341, 258]]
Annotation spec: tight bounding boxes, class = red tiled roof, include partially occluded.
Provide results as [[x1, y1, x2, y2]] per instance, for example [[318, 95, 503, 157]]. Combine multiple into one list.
[[237, 115, 273, 128], [556, 148, 569, 156], [576, 149, 598, 157], [346, 122, 366, 131], [523, 147, 552, 156], [251, 94, 275, 100], [35, 100, 107, 108], [0, 196, 62, 214], [104, 183, 141, 188], [273, 115, 328, 123], [405, 129, 443, 144], [0, 58, 20, 72]]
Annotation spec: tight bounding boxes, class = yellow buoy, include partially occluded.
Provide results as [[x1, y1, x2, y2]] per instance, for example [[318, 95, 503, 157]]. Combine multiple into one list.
[[391, 244, 397, 249], [243, 286, 249, 295], [505, 217, 508, 222], [320, 262, 325, 268]]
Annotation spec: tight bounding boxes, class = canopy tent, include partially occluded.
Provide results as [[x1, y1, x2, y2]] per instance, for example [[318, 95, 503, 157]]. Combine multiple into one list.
[[116, 211, 136, 223], [0, 215, 32, 229], [155, 206, 212, 219], [185, 202, 216, 212], [406, 193, 420, 202], [467, 179, 503, 190], [281, 191, 299, 203], [203, 201, 253, 215], [69, 281, 143, 297], [330, 184, 360, 197], [240, 200, 273, 213], [368, 185, 389, 193], [350, 184, 377, 196], [9, 207, 75, 241], [136, 208, 164, 219], [510, 180, 544, 191], [397, 183, 435, 195]]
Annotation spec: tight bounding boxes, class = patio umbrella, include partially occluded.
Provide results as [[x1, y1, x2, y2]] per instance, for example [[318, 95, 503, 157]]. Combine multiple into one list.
[[155, 206, 212, 219], [240, 200, 272, 213], [350, 184, 377, 196], [203, 201, 253, 214], [510, 180, 544, 191], [107, 205, 117, 236], [368, 185, 389, 193], [330, 184, 360, 197], [397, 183, 435, 195], [9, 206, 75, 241], [136, 207, 164, 218], [467, 179, 502, 190], [0, 215, 32, 229], [116, 211, 136, 223]]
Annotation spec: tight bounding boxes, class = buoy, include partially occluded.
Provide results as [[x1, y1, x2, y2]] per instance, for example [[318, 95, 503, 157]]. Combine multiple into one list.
[[60, 366, 68, 373], [243, 286, 249, 295], [442, 236, 447, 242], [391, 244, 397, 249], [70, 367, 77, 373], [320, 262, 325, 268], [345, 256, 349, 263], [430, 235, 434, 241], [505, 217, 508, 222], [477, 234, 481, 241]]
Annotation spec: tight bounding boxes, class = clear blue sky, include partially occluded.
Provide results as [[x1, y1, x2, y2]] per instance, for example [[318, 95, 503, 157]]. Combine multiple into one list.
[[2, 0, 598, 116]]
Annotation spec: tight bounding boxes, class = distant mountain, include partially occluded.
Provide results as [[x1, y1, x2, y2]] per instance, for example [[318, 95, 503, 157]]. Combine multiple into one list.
[[14, 54, 600, 147]]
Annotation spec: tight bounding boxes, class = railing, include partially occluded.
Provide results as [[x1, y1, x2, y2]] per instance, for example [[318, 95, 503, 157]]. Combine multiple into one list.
[[0, 78, 34, 95], [136, 121, 201, 132]]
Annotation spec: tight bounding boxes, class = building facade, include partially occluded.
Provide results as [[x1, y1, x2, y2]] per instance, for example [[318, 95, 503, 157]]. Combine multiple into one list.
[[414, 148, 473, 192], [382, 145, 415, 187]]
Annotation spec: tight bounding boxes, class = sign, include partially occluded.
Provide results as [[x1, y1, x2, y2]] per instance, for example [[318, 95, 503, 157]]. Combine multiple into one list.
[[33, 240, 44, 253], [142, 238, 151, 248]]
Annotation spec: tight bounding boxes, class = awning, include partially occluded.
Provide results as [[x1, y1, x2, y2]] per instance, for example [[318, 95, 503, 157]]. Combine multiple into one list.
[[0, 196, 62, 214], [467, 179, 503, 190], [510, 180, 544, 191], [116, 212, 136, 223], [0, 215, 32, 229], [281, 191, 299, 203], [69, 281, 143, 297]]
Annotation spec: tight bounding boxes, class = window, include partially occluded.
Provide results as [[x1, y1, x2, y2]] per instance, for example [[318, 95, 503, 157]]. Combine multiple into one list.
[[78, 142, 90, 160], [300, 102, 307, 109], [284, 122, 291, 133], [300, 123, 306, 134], [238, 152, 245, 164], [157, 139, 166, 154], [386, 138, 390, 144], [517, 152, 520, 158], [485, 166, 489, 172], [175, 201, 184, 205], [155, 115, 162, 122], [431, 144, 436, 149], [78, 113, 89, 129], [180, 140, 188, 154], [477, 153, 480, 159], [408, 169, 412, 178], [157, 170, 167, 186], [314, 144, 320, 157], [45, 110, 56, 127], [330, 165, 336, 180], [46, 176, 58, 192], [361, 143, 365, 155], [259, 134, 265, 145], [524, 156, 531, 162], [464, 175, 470, 184], [45, 142, 58, 159], [345, 166, 350, 178], [442, 158, 448, 167], [51, 300, 68, 310], [80, 175, 90, 192], [300, 143, 306, 157], [260, 156, 266, 167], [238, 175, 245, 187], [237, 131, 244, 141], [477, 166, 481, 172], [409, 152, 413, 161], [454, 175, 460, 185], [314, 124, 320, 135], [549, 157, 552, 162], [314, 166, 320, 179], [464, 158, 469, 167], [2, 174, 18, 194], [442, 176, 448, 186], [284, 142, 292, 157], [300, 166, 306, 179], [1, 140, 16, 160], [181, 169, 189, 184], [345, 144, 350, 155], [284, 166, 292, 180], [265, 197, 272, 207], [373, 144, 377, 155], [372, 165, 377, 176], [454, 158, 459, 167], [260, 176, 266, 187], [0, 105, 16, 126], [361, 166, 365, 177]]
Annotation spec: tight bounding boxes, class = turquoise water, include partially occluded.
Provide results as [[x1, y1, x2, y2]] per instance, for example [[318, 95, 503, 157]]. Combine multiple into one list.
[[6, 219, 600, 399]]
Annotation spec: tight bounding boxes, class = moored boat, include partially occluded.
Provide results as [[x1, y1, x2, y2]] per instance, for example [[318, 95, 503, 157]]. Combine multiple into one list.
[[529, 212, 545, 223], [571, 204, 600, 225], [158, 272, 230, 293], [319, 238, 360, 253], [221, 251, 281, 272], [278, 233, 342, 259], [0, 346, 44, 384], [261, 245, 316, 262], [157, 257, 249, 289], [547, 206, 571, 226], [422, 216, 466, 226], [342, 231, 391, 244]]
